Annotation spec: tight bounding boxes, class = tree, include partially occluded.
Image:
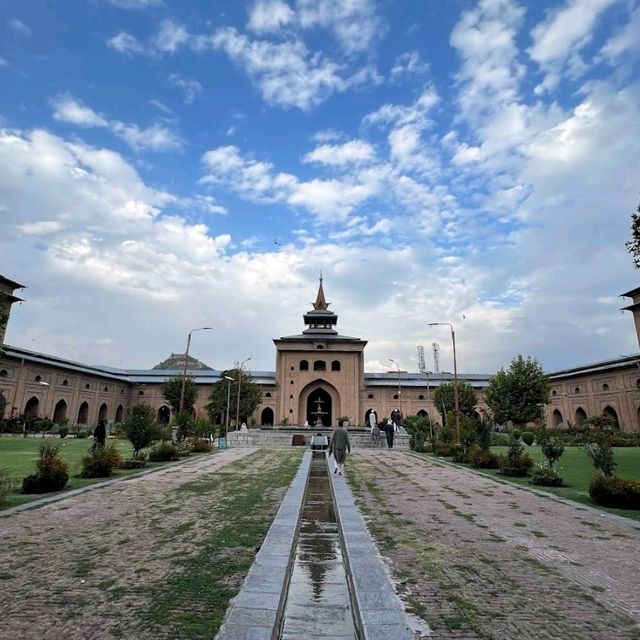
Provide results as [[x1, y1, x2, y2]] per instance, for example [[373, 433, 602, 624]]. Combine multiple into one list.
[[485, 355, 550, 427], [161, 376, 198, 414], [206, 368, 262, 427], [625, 202, 640, 268], [433, 381, 477, 421], [124, 404, 156, 456]]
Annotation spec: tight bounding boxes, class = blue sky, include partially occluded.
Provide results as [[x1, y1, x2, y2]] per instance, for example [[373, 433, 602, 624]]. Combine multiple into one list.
[[1, 0, 640, 374]]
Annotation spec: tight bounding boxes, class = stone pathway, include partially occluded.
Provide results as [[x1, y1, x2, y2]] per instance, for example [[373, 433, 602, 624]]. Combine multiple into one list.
[[0, 448, 291, 640], [347, 450, 640, 640]]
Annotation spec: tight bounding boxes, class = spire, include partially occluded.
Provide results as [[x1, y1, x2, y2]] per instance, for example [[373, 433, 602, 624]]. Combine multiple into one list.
[[312, 273, 330, 310]]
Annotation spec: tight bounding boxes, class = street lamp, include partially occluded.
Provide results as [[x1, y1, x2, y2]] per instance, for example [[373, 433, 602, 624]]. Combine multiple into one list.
[[179, 327, 213, 413], [224, 376, 234, 432], [388, 358, 402, 420], [428, 322, 460, 445], [235, 356, 251, 431]]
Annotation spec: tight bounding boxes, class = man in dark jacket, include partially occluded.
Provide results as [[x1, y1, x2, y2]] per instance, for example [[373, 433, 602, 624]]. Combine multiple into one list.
[[384, 418, 395, 449], [329, 423, 351, 475]]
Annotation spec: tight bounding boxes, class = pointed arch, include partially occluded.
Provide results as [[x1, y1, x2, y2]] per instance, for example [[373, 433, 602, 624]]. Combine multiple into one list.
[[77, 401, 89, 425], [115, 404, 124, 423], [575, 407, 587, 428], [157, 405, 170, 425], [602, 405, 619, 429], [297, 378, 341, 428], [552, 409, 563, 428], [24, 396, 40, 418], [261, 407, 274, 426], [98, 403, 108, 422], [53, 399, 67, 424]]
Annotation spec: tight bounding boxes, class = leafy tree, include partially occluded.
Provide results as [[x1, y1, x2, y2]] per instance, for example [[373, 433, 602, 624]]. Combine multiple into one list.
[[433, 381, 477, 421], [161, 376, 198, 414], [585, 431, 616, 478], [174, 411, 195, 441], [124, 404, 156, 456], [537, 426, 564, 470], [625, 202, 640, 268], [476, 410, 493, 452], [206, 368, 262, 428], [485, 355, 550, 427]]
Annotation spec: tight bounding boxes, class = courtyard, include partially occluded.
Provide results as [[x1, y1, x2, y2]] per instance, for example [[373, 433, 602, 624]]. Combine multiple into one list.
[[0, 447, 638, 639]]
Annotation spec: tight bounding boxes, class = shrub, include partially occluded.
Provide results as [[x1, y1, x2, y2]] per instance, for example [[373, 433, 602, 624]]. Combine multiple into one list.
[[491, 432, 510, 447], [119, 458, 147, 469], [75, 429, 89, 439], [451, 447, 469, 463], [531, 465, 564, 486], [499, 436, 533, 477], [81, 445, 123, 478], [476, 412, 493, 452], [22, 443, 69, 494], [148, 442, 179, 462], [189, 438, 212, 453], [589, 475, 640, 509], [585, 432, 616, 478], [0, 468, 15, 503], [538, 427, 565, 469], [125, 404, 156, 455], [468, 447, 500, 469], [511, 429, 521, 441], [521, 431, 535, 446], [59, 426, 69, 439], [435, 443, 456, 457], [410, 432, 427, 453]]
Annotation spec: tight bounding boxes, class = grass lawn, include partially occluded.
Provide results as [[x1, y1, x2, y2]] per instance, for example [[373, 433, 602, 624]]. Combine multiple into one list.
[[0, 436, 206, 510], [428, 446, 640, 522]]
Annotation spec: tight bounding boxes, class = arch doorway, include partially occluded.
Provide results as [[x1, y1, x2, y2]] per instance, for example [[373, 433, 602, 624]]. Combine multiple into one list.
[[575, 407, 587, 428], [53, 399, 67, 424], [77, 401, 89, 425], [602, 406, 619, 429], [417, 409, 428, 419], [552, 409, 564, 428], [115, 404, 124, 423], [157, 405, 171, 425], [306, 389, 333, 427], [98, 403, 108, 422], [24, 396, 40, 418], [261, 407, 274, 426], [364, 407, 378, 426]]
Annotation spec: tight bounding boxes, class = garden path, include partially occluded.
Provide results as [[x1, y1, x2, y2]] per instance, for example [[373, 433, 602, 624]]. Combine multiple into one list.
[[348, 450, 640, 639]]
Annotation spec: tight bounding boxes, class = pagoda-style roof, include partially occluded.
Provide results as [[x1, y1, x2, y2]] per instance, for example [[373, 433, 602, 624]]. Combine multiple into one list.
[[152, 353, 211, 370]]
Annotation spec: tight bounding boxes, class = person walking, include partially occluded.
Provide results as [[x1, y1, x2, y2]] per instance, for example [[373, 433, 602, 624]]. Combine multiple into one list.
[[384, 418, 395, 449], [329, 422, 351, 475]]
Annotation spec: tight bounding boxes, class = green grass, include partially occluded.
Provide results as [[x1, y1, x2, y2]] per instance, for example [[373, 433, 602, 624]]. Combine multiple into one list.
[[426, 446, 640, 522], [0, 436, 210, 510]]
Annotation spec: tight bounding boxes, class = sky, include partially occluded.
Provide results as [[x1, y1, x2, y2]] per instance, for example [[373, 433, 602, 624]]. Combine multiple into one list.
[[1, 0, 640, 376]]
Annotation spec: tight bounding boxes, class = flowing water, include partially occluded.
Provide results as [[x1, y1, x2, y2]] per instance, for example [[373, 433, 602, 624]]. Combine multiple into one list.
[[280, 452, 357, 640]]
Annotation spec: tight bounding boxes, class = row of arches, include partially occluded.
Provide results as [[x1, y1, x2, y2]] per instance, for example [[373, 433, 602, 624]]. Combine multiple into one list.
[[22, 397, 125, 425], [298, 360, 341, 372], [551, 406, 620, 429]]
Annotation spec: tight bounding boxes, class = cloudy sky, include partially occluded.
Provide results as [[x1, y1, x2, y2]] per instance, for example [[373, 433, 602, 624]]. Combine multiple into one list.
[[1, 0, 639, 375]]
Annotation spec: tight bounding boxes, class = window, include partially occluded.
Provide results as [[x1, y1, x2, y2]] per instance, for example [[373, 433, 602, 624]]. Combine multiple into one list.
[[551, 390, 557, 396], [574, 387, 580, 394], [0, 370, 7, 378], [120, 388, 124, 393], [393, 394, 399, 400], [104, 386, 109, 392], [289, 408, 293, 413], [290, 394, 294, 399], [290, 366, 294, 371], [331, 360, 341, 372], [316, 345, 324, 349], [85, 383, 91, 389], [290, 380, 294, 384], [637, 378, 640, 388], [300, 360, 309, 371], [418, 394, 424, 400], [314, 360, 326, 371], [368, 393, 374, 399], [265, 392, 272, 398], [138, 390, 144, 396], [602, 383, 609, 391], [62, 379, 69, 386], [35, 375, 42, 383]]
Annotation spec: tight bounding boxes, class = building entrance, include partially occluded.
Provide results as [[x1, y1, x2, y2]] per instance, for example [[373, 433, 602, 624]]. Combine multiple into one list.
[[306, 388, 332, 427]]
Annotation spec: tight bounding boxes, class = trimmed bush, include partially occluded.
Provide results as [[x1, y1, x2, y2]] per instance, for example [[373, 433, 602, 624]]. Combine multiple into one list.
[[148, 442, 179, 462], [189, 438, 212, 453], [468, 447, 500, 469], [81, 445, 123, 478], [499, 436, 533, 477], [75, 429, 89, 439], [22, 444, 69, 494], [59, 426, 69, 439], [511, 429, 521, 441], [119, 458, 147, 470], [521, 431, 535, 446], [491, 432, 510, 447], [589, 475, 640, 509], [531, 465, 564, 486]]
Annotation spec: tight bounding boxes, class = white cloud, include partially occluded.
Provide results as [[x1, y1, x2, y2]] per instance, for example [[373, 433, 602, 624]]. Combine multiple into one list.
[[528, 0, 618, 94], [303, 140, 375, 166], [390, 51, 429, 78], [109, 0, 162, 7], [49, 93, 182, 153], [51, 94, 109, 128], [154, 19, 190, 53], [599, 4, 640, 62], [8, 18, 31, 37], [247, 0, 294, 33], [169, 74, 203, 104], [108, 32, 145, 55]]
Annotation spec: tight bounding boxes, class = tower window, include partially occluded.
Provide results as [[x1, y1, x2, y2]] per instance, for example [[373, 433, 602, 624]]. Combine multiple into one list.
[[331, 360, 341, 372], [368, 393, 374, 399], [35, 375, 42, 383], [290, 380, 294, 384], [62, 379, 69, 386], [314, 360, 326, 371], [316, 345, 324, 349], [138, 390, 144, 396], [265, 392, 272, 397], [552, 390, 557, 396], [393, 394, 399, 400], [85, 383, 91, 389], [290, 366, 294, 371], [300, 360, 309, 371], [0, 370, 8, 378], [419, 395, 424, 400], [290, 394, 293, 399], [602, 383, 609, 391], [574, 387, 580, 394], [104, 386, 109, 392]]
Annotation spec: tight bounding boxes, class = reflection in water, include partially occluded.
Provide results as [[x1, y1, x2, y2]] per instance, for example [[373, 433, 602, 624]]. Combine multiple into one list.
[[280, 453, 356, 639]]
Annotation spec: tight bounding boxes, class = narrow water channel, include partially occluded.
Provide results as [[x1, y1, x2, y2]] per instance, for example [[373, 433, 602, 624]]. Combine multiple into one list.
[[280, 452, 357, 640]]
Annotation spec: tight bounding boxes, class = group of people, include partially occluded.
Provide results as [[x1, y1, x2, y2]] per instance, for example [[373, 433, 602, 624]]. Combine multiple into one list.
[[328, 407, 402, 475]]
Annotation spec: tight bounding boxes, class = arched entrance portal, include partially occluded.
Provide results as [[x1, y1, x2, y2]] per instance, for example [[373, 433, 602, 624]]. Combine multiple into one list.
[[24, 396, 40, 418], [53, 399, 67, 424], [157, 405, 170, 425], [261, 407, 274, 426], [306, 388, 333, 427], [602, 405, 619, 429]]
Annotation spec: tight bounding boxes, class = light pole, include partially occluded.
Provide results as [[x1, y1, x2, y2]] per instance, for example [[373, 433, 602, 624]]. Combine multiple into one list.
[[179, 327, 213, 414], [428, 322, 460, 445], [224, 376, 234, 432], [235, 356, 251, 431], [388, 358, 402, 421]]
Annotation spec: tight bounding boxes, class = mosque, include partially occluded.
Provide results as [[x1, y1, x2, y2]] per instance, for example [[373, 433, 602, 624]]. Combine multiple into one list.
[[1, 274, 639, 432]]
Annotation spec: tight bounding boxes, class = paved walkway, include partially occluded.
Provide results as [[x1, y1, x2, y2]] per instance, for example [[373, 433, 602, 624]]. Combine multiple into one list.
[[348, 450, 640, 640], [0, 448, 257, 640]]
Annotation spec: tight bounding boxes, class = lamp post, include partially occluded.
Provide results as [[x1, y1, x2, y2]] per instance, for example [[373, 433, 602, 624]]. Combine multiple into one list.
[[388, 358, 402, 420], [224, 376, 234, 432], [428, 323, 460, 445], [235, 356, 251, 431], [179, 327, 212, 414]]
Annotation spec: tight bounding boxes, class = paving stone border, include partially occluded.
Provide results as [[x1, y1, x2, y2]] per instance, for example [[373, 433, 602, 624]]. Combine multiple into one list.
[[409, 451, 640, 531], [215, 449, 312, 640], [329, 457, 419, 640], [0, 451, 215, 518]]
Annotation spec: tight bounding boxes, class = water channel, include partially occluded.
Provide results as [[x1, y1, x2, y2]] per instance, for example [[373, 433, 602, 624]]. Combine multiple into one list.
[[279, 452, 357, 640]]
